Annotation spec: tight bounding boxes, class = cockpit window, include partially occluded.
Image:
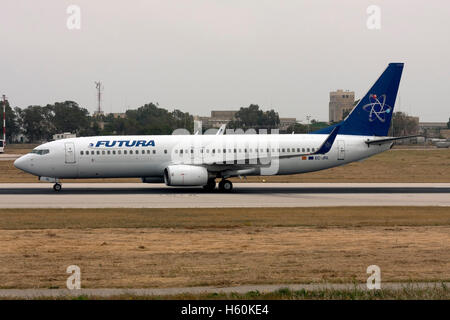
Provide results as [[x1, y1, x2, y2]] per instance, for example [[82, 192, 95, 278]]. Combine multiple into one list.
[[31, 149, 50, 155]]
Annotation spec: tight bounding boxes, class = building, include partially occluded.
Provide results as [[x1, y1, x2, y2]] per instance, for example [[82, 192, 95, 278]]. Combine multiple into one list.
[[279, 118, 297, 131], [53, 132, 76, 140], [418, 122, 448, 138], [194, 110, 238, 128], [329, 89, 355, 123]]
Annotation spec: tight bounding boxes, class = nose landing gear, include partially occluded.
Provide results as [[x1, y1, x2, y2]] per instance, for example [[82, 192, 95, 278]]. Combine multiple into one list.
[[53, 183, 62, 192]]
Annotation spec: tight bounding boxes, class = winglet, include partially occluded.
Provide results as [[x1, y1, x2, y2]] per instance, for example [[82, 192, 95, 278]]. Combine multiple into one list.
[[313, 125, 340, 154], [216, 124, 226, 135]]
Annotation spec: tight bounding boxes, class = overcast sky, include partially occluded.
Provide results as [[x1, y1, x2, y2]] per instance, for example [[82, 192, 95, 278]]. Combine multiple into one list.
[[1, 0, 449, 122]]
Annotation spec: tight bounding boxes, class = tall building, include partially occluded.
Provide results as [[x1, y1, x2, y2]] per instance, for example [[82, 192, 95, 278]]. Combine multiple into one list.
[[329, 89, 355, 123]]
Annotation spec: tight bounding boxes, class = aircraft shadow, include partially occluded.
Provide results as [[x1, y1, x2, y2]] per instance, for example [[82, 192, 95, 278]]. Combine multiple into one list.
[[0, 186, 449, 195]]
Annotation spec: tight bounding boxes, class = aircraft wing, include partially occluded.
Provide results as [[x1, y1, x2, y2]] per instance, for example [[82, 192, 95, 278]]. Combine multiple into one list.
[[216, 124, 227, 135], [200, 124, 341, 169]]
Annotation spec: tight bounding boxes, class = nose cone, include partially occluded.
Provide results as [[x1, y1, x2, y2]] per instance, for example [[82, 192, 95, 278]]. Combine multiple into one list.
[[14, 155, 28, 172]]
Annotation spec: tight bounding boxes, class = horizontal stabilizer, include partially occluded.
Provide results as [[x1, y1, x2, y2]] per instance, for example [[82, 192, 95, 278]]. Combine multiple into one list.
[[365, 135, 421, 145]]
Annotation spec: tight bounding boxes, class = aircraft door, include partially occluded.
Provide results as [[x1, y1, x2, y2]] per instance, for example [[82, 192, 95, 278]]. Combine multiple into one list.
[[337, 140, 345, 160], [65, 142, 76, 164]]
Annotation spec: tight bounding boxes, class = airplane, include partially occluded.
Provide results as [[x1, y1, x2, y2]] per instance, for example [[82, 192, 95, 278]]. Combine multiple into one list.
[[14, 63, 416, 192]]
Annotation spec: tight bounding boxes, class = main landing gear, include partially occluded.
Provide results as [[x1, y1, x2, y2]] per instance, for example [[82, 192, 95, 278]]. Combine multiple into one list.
[[202, 179, 233, 192], [203, 178, 216, 191], [53, 183, 62, 192], [218, 179, 233, 192]]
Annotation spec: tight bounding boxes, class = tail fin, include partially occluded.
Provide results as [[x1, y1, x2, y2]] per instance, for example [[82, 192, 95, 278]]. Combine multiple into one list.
[[314, 63, 404, 136]]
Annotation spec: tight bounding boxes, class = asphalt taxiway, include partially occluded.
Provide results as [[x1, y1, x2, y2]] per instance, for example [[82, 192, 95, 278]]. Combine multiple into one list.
[[0, 183, 448, 208]]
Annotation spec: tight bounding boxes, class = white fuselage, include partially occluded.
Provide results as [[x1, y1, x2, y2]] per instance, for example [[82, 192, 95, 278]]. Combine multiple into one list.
[[14, 133, 390, 180]]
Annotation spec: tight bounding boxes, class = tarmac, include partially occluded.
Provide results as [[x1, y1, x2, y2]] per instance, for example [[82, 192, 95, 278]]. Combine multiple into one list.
[[0, 154, 21, 161], [0, 183, 448, 208]]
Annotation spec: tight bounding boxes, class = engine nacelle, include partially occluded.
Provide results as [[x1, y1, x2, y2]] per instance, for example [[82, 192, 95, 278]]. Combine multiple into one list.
[[164, 165, 208, 186]]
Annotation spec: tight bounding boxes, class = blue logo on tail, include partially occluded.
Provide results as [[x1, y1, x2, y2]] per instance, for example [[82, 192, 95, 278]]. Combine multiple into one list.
[[362, 94, 392, 123]]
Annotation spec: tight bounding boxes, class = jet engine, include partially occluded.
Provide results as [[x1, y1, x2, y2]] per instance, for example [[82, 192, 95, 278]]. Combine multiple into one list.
[[164, 165, 208, 186]]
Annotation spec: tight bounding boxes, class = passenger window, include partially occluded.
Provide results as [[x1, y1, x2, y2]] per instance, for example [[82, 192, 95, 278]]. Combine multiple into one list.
[[118, 150, 121, 155], [153, 150, 156, 154], [212, 149, 215, 153], [124, 150, 127, 155], [96, 151, 100, 155], [234, 149, 237, 153], [282, 148, 285, 152], [180, 149, 183, 154], [307, 148, 310, 152], [223, 149, 226, 153], [113, 151, 116, 155], [91, 151, 94, 155], [164, 150, 167, 154], [302, 148, 305, 152], [147, 150, 150, 154], [80, 151, 84, 155], [297, 148, 300, 152], [107, 150, 111, 155], [130, 150, 133, 155]]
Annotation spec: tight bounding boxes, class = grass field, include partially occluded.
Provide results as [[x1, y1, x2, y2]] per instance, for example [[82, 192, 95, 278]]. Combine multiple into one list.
[[1, 148, 449, 183], [4, 286, 449, 300], [0, 207, 448, 289], [74, 286, 450, 300]]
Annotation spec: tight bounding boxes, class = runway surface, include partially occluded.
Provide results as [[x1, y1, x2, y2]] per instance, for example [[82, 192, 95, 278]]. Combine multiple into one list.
[[0, 282, 447, 298], [0, 183, 449, 208], [0, 154, 21, 161]]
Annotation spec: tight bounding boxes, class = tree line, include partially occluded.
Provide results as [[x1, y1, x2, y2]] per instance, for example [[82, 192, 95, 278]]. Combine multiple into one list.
[[3, 101, 194, 143]]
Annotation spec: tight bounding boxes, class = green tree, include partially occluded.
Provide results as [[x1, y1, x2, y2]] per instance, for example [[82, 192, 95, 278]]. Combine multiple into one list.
[[228, 104, 280, 130], [286, 123, 308, 133], [2, 101, 22, 143], [389, 112, 419, 136], [20, 106, 54, 142], [309, 119, 330, 132], [47, 101, 90, 135], [100, 103, 194, 135]]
